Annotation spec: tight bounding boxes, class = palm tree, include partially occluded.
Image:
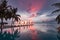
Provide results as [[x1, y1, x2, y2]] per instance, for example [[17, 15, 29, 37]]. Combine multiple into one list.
[[0, 0, 9, 33], [52, 3, 60, 40], [52, 3, 60, 24], [0, 0, 21, 33], [9, 7, 21, 33]]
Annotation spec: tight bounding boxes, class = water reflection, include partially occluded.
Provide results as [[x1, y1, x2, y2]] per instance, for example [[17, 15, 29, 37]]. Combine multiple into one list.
[[3, 23, 57, 40], [28, 25, 37, 40]]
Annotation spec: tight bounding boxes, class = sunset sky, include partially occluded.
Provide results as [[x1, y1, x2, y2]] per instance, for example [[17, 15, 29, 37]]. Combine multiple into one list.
[[0, 0, 60, 40], [7, 0, 60, 22]]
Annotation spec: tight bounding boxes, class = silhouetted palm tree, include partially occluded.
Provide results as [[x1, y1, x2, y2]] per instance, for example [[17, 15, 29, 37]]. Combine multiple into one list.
[[52, 3, 60, 40], [0, 0, 21, 33], [0, 0, 20, 40], [52, 3, 60, 24], [9, 7, 21, 33], [0, 0, 9, 33]]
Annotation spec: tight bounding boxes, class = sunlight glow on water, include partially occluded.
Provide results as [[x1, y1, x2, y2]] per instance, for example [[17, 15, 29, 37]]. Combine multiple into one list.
[[3, 23, 57, 40]]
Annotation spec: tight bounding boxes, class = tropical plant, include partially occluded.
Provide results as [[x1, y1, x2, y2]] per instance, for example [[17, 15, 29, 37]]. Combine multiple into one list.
[[52, 3, 60, 40], [0, 0, 21, 33], [9, 7, 21, 33], [52, 3, 60, 24], [0, 0, 9, 32]]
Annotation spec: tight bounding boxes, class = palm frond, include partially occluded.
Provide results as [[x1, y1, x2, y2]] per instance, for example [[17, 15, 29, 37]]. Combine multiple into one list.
[[52, 9, 60, 14], [16, 14, 21, 17], [56, 15, 60, 24], [52, 3, 60, 8]]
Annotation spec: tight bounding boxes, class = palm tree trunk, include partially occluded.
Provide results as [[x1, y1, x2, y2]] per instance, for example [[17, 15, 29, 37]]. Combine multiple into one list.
[[1, 18, 3, 33], [11, 18, 14, 33]]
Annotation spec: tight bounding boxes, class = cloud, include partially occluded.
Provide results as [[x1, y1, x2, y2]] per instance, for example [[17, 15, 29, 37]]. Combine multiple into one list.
[[17, 11, 56, 22], [33, 12, 56, 22], [17, 12, 30, 20], [17, 11, 56, 23], [18, 0, 46, 11]]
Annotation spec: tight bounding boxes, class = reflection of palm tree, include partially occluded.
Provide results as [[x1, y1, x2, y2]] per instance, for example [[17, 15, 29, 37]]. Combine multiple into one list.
[[0, 29, 20, 40], [52, 3, 60, 40]]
